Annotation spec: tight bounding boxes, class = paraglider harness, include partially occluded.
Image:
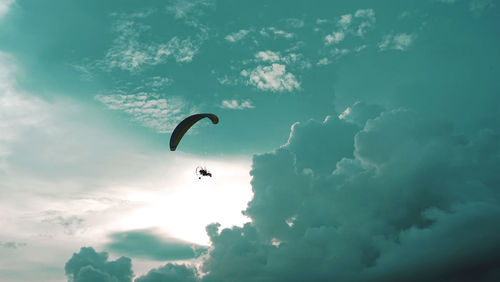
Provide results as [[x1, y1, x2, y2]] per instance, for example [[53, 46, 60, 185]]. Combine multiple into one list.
[[196, 166, 212, 179]]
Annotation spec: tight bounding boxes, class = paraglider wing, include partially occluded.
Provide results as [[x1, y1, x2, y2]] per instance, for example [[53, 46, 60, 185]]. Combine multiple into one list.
[[170, 113, 219, 151]]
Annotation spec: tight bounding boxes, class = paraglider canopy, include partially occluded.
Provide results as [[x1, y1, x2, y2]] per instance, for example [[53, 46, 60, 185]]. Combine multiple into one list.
[[170, 113, 219, 151]]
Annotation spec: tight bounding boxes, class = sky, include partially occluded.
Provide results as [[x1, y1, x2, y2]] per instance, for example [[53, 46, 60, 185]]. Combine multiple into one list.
[[0, 0, 499, 281]]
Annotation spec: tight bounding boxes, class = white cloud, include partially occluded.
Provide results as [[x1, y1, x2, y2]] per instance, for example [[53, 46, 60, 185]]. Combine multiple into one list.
[[101, 17, 204, 72], [325, 31, 345, 45], [242, 63, 300, 92], [355, 45, 368, 52], [0, 0, 14, 19], [95, 93, 190, 133], [225, 29, 250, 42], [255, 50, 281, 62], [338, 14, 352, 29], [221, 99, 255, 110], [354, 8, 376, 36], [260, 27, 294, 39], [0, 53, 49, 170], [316, 57, 331, 66], [378, 33, 414, 51], [316, 18, 329, 25]]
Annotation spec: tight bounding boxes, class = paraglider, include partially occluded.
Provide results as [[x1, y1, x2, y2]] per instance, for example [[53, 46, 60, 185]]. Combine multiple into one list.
[[169, 113, 219, 151], [195, 166, 212, 179], [170, 113, 219, 179]]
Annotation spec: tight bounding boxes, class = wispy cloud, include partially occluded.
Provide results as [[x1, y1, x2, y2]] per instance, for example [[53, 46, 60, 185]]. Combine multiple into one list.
[[0, 0, 14, 19], [354, 8, 376, 36], [0, 241, 26, 249], [101, 16, 205, 72], [378, 33, 414, 51], [225, 29, 250, 42], [435, 0, 457, 3], [241, 63, 300, 92], [41, 211, 85, 235], [95, 93, 190, 133], [260, 26, 294, 39], [469, 0, 494, 16], [284, 18, 304, 28], [221, 99, 254, 110]]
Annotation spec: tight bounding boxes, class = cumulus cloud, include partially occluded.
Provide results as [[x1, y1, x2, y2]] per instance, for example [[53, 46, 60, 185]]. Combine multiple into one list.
[[95, 93, 191, 133], [378, 33, 414, 51], [193, 105, 500, 282], [241, 63, 300, 92], [107, 229, 208, 261], [221, 99, 254, 110], [135, 263, 199, 282], [338, 101, 384, 127], [65, 247, 133, 282]]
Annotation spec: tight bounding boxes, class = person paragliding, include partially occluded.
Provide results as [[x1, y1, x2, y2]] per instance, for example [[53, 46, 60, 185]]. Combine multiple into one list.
[[170, 113, 219, 179], [195, 166, 212, 179]]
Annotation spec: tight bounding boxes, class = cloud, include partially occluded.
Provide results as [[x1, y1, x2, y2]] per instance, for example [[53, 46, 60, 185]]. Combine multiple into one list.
[[107, 229, 208, 261], [255, 50, 281, 62], [135, 263, 199, 282], [0, 0, 14, 19], [378, 33, 414, 51], [65, 247, 133, 282], [324, 32, 345, 45], [221, 99, 254, 110], [260, 27, 294, 39], [469, 0, 494, 16], [101, 17, 204, 72], [225, 29, 250, 42], [316, 57, 331, 66], [191, 106, 500, 281], [0, 52, 49, 171], [338, 14, 353, 29], [241, 63, 300, 92], [284, 18, 304, 28], [0, 241, 26, 249], [338, 101, 384, 127], [354, 9, 376, 36], [95, 93, 191, 133], [41, 211, 86, 235]]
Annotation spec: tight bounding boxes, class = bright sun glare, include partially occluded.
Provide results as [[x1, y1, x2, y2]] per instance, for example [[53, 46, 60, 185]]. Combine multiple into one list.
[[119, 157, 253, 246]]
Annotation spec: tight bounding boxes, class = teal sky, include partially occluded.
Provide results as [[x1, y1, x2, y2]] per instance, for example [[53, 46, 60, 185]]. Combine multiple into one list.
[[1, 0, 499, 281]]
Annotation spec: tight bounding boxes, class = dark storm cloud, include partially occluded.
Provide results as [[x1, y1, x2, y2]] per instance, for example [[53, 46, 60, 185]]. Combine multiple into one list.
[[197, 104, 500, 282], [107, 229, 208, 261], [135, 263, 199, 282], [65, 247, 133, 282]]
